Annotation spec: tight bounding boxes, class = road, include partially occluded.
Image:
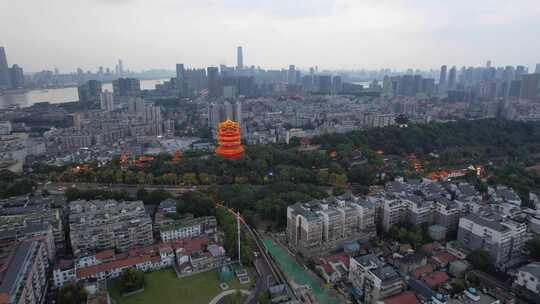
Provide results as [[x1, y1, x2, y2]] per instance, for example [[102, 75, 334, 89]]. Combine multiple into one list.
[[214, 203, 299, 303]]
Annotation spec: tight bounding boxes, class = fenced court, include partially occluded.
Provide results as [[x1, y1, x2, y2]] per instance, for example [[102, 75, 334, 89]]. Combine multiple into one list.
[[263, 239, 341, 304]]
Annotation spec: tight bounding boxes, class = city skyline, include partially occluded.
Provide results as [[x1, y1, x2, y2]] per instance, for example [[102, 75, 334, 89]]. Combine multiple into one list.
[[1, 0, 540, 72]]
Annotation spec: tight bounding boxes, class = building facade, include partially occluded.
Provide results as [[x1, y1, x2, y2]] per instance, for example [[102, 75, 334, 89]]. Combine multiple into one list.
[[287, 195, 376, 257], [457, 212, 526, 269], [69, 200, 153, 257]]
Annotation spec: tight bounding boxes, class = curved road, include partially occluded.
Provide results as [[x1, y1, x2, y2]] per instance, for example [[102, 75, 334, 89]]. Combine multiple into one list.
[[209, 289, 250, 304]]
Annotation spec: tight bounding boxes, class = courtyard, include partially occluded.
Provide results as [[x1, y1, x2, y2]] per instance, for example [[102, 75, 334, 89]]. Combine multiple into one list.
[[108, 268, 251, 304]]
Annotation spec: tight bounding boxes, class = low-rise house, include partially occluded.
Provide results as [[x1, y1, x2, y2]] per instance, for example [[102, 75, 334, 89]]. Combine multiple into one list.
[[422, 271, 450, 289], [395, 252, 427, 274], [412, 264, 434, 279], [430, 251, 458, 269], [315, 253, 349, 284], [514, 262, 540, 294], [174, 236, 226, 275], [349, 254, 405, 304], [383, 291, 419, 304], [53, 244, 174, 287], [158, 199, 177, 214], [449, 260, 470, 278]]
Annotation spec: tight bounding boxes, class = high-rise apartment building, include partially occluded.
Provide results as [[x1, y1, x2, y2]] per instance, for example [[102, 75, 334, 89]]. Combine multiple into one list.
[[185, 68, 207, 91], [112, 78, 141, 104], [69, 199, 153, 257], [0, 240, 50, 304], [176, 63, 185, 96], [448, 66, 457, 89], [287, 195, 376, 257], [318, 75, 332, 94], [9, 64, 24, 89], [237, 46, 244, 69], [0, 47, 11, 89], [207, 67, 221, 98], [457, 212, 526, 269], [78, 80, 102, 107], [100, 89, 114, 111], [208, 101, 242, 132], [439, 65, 447, 87], [287, 65, 297, 85], [332, 76, 342, 94], [520, 73, 540, 101]]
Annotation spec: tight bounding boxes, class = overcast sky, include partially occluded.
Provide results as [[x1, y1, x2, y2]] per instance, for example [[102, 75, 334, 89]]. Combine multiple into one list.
[[1, 0, 539, 73]]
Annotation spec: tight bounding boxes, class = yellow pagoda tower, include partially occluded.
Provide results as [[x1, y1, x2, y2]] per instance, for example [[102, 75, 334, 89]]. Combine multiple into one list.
[[215, 119, 244, 158]]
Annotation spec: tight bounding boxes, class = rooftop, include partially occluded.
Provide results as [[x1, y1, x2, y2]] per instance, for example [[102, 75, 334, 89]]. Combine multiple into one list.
[[519, 262, 540, 279], [384, 291, 419, 304]]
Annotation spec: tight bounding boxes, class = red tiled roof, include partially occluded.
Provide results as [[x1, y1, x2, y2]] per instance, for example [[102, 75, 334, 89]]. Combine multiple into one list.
[[327, 253, 349, 269], [95, 249, 115, 260], [321, 262, 335, 275], [412, 264, 433, 279], [432, 251, 457, 265], [76, 255, 151, 279], [422, 271, 449, 288], [422, 242, 442, 254], [384, 291, 419, 304]]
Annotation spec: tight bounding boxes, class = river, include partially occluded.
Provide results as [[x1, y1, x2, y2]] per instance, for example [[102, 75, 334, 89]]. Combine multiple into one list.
[[0, 79, 167, 109]]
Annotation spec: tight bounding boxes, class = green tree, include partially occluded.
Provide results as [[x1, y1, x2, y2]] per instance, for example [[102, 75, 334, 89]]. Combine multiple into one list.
[[183, 173, 199, 185], [137, 171, 147, 184], [57, 283, 88, 304], [467, 250, 494, 273], [119, 268, 145, 293], [525, 236, 540, 261], [257, 291, 271, 304]]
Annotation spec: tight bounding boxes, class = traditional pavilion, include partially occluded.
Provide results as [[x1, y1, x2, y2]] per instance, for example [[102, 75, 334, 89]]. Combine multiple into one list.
[[215, 119, 244, 158]]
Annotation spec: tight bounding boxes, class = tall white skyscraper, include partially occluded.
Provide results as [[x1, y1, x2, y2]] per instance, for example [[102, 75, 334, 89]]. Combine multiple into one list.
[[237, 46, 244, 69], [118, 59, 124, 77]]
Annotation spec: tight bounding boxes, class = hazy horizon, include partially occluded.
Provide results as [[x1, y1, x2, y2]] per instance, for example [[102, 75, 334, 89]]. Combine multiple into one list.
[[1, 0, 540, 73]]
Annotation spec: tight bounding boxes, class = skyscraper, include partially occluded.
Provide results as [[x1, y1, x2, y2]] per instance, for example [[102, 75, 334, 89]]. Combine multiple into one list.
[[101, 90, 114, 111], [118, 59, 124, 77], [0, 47, 11, 89], [113, 78, 141, 104], [520, 73, 540, 101], [536, 63, 540, 74], [448, 66, 457, 89], [287, 65, 297, 84], [176, 63, 185, 95], [9, 64, 24, 89], [207, 67, 221, 98], [439, 65, 447, 87], [318, 75, 332, 94], [208, 101, 242, 132], [237, 46, 244, 69], [332, 76, 342, 94], [78, 80, 102, 107]]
